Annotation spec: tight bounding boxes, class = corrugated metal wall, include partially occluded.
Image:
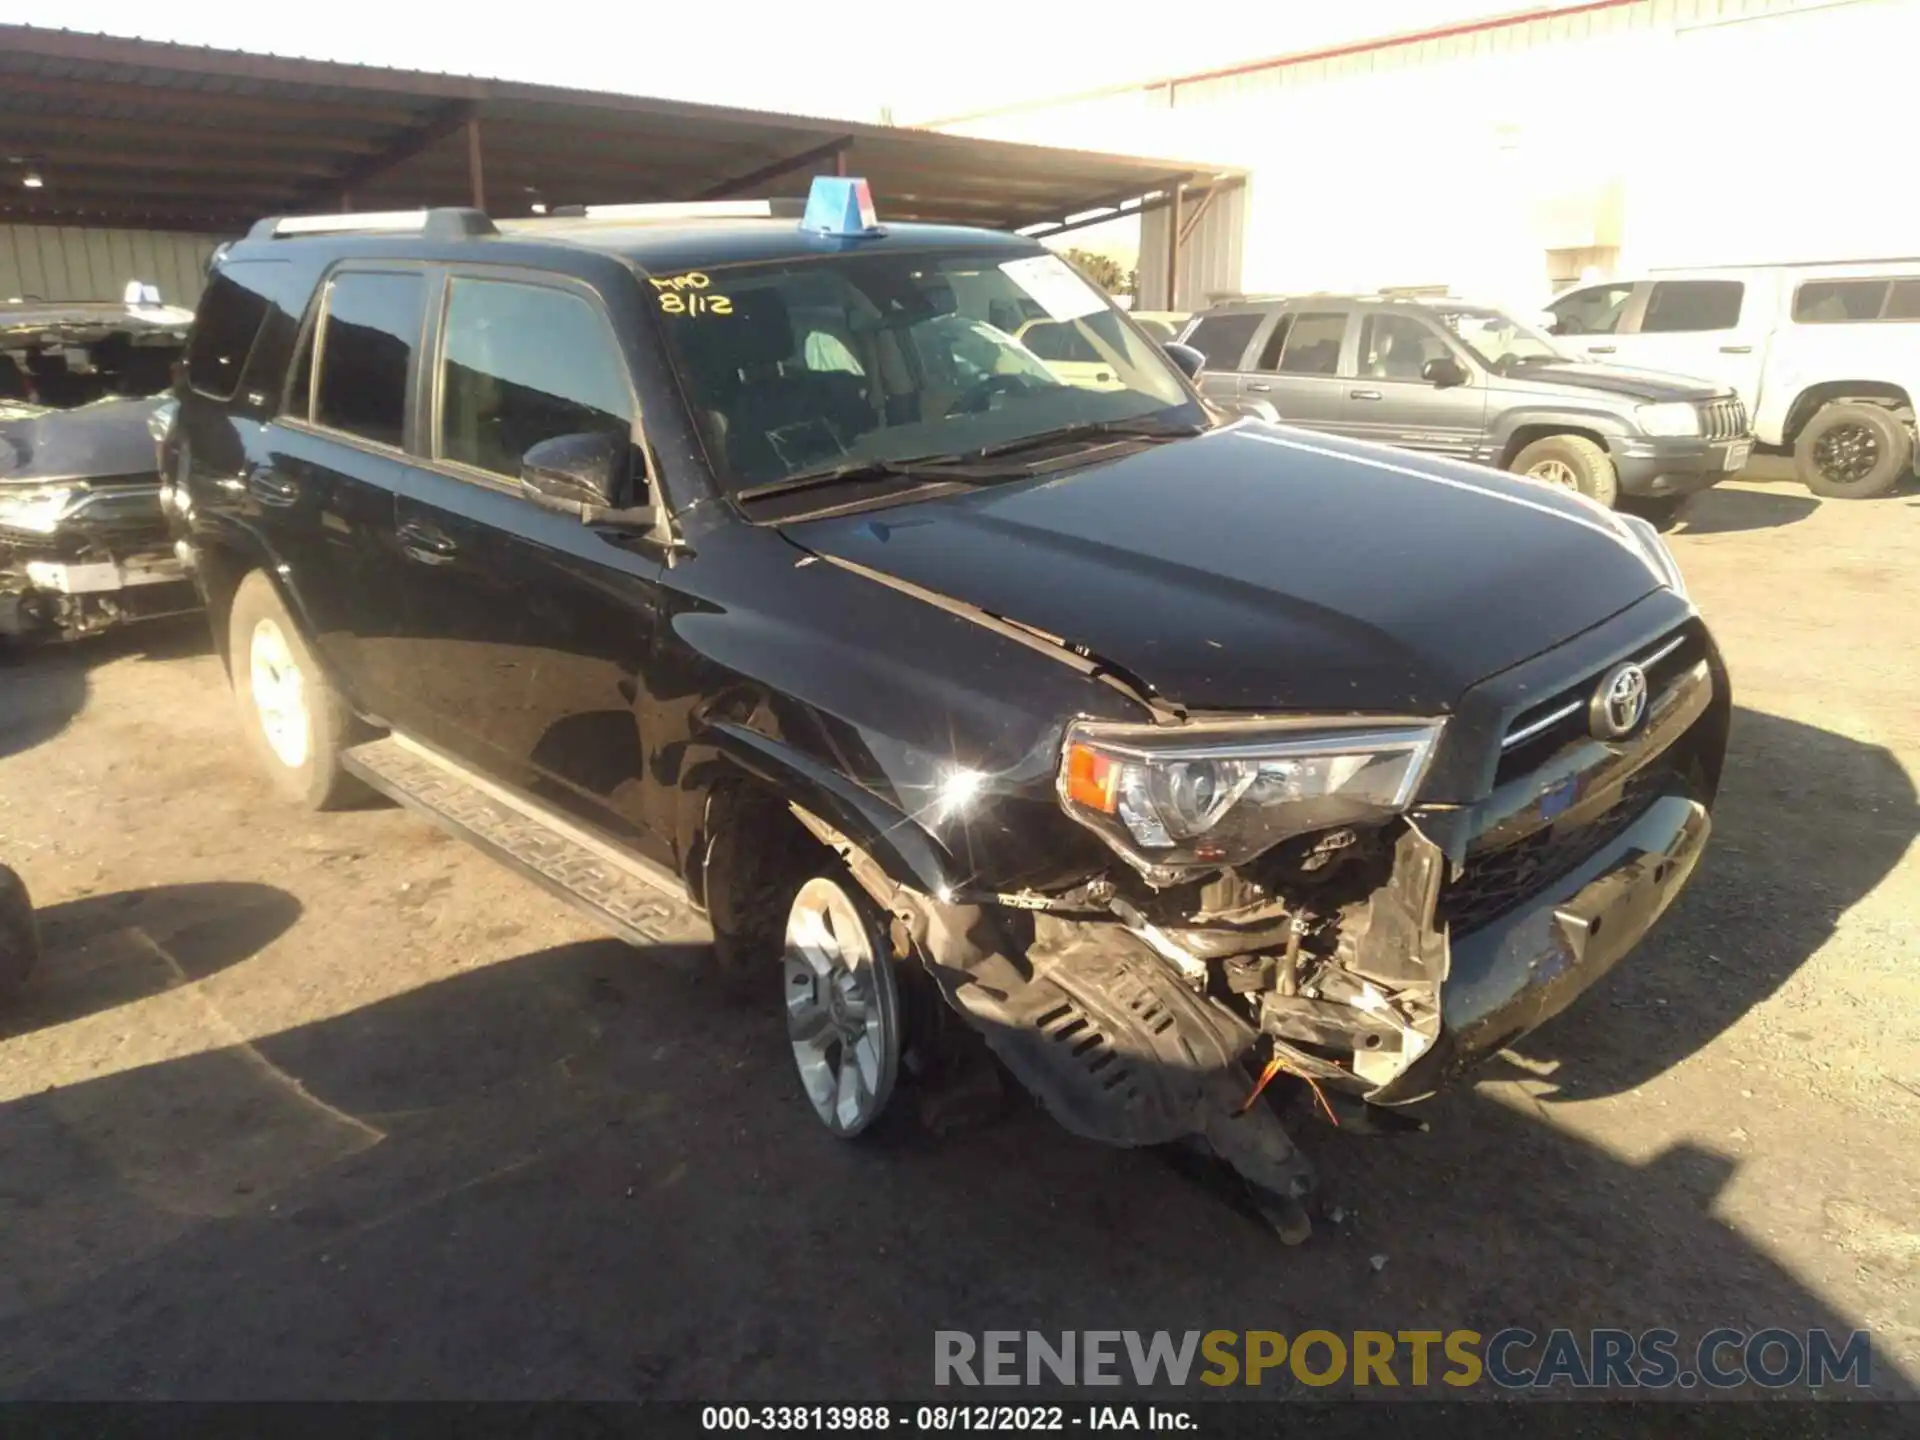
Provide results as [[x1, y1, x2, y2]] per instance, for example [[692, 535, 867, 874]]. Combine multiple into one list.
[[1137, 184, 1247, 311], [0, 225, 229, 308]]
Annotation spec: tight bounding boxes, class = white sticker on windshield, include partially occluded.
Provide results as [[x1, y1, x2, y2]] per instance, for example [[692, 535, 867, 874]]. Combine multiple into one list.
[[998, 254, 1109, 322]]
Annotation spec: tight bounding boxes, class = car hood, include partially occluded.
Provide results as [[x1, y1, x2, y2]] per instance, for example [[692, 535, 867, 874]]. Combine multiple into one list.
[[782, 423, 1667, 714], [1504, 360, 1726, 403], [0, 396, 164, 486]]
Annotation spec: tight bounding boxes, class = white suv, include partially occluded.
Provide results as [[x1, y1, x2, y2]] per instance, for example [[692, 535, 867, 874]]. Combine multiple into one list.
[[1545, 264, 1920, 498]]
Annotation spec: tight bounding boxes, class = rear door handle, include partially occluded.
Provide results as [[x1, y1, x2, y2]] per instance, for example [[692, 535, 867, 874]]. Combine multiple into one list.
[[1349, 388, 1383, 401], [397, 521, 457, 565], [1589, 344, 1616, 354], [247, 466, 300, 507], [1246, 381, 1272, 392], [1719, 344, 1753, 353]]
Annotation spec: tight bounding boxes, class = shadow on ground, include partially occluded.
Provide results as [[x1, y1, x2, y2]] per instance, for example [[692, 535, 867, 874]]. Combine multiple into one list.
[[1, 882, 302, 1040], [1673, 487, 1820, 536], [0, 615, 210, 761], [0, 701, 1908, 1400]]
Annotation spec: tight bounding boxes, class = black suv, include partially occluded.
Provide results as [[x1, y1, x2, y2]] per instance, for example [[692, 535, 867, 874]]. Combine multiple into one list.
[[1178, 294, 1754, 522], [171, 185, 1728, 1240]]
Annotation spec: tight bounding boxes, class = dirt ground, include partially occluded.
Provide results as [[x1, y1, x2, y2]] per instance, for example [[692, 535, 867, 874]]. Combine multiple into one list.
[[1, 462, 1916, 1401]]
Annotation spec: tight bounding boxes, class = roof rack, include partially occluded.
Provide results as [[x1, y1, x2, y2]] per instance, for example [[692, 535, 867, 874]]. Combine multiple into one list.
[[532, 198, 806, 223], [246, 207, 499, 241]]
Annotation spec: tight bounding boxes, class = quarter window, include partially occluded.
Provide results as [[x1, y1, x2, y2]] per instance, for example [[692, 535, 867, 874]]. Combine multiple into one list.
[[1182, 313, 1263, 369], [1271, 312, 1347, 376], [314, 271, 425, 449], [438, 278, 632, 480], [1640, 280, 1743, 333], [1790, 277, 1920, 323]]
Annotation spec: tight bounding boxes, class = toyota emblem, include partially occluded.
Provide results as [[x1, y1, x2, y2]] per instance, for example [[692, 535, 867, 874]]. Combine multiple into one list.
[[1590, 662, 1649, 740]]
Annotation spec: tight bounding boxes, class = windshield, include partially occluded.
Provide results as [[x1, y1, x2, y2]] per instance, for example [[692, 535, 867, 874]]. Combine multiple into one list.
[[653, 248, 1198, 494], [1428, 306, 1570, 370]]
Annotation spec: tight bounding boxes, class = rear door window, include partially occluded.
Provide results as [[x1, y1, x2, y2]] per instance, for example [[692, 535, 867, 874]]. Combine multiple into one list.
[[1639, 280, 1744, 333], [186, 261, 287, 398], [1181, 312, 1263, 370], [313, 270, 426, 450], [1270, 311, 1348, 375], [437, 277, 632, 480]]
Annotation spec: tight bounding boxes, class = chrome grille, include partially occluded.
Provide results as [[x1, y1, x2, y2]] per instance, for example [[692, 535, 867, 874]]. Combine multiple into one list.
[[1698, 396, 1749, 441], [1493, 622, 1705, 785]]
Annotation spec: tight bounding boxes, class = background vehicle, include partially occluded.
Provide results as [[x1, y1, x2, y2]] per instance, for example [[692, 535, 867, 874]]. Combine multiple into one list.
[[0, 292, 195, 642], [173, 185, 1725, 1244], [1545, 263, 1920, 498], [0, 863, 36, 1004], [1178, 295, 1751, 520], [1126, 310, 1191, 344]]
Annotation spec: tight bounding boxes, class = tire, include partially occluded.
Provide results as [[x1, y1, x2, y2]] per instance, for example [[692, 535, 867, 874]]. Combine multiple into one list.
[[781, 872, 907, 1140], [227, 571, 366, 810], [1510, 433, 1621, 508], [0, 865, 37, 1003], [1794, 402, 1912, 499]]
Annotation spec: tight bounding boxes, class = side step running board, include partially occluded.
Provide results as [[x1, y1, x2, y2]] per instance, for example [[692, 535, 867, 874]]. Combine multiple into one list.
[[343, 735, 712, 949]]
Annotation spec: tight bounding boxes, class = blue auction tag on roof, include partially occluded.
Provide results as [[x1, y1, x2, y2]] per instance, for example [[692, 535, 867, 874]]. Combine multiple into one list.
[[803, 176, 882, 236]]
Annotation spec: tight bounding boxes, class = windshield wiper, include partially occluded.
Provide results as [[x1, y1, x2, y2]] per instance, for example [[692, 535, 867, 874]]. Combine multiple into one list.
[[733, 455, 980, 505], [964, 416, 1208, 461]]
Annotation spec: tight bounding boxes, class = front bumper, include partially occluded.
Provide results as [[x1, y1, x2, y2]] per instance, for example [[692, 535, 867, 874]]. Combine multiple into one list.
[[1, 483, 194, 637], [1368, 791, 1710, 1105], [1607, 435, 1753, 497]]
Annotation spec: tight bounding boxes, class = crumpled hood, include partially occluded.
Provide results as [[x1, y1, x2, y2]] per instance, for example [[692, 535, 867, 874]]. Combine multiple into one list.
[[783, 422, 1666, 714], [0, 396, 164, 486]]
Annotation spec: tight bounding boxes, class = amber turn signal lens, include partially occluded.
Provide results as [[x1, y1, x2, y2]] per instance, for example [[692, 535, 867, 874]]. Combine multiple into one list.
[[1065, 743, 1119, 813]]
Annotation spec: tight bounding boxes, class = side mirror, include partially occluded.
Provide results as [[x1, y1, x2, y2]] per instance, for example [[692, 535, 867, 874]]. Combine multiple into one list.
[[521, 431, 624, 509], [1163, 341, 1206, 380], [1423, 356, 1470, 389]]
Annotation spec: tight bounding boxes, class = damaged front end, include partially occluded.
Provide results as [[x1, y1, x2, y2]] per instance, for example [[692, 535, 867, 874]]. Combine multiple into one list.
[[789, 608, 1726, 1244]]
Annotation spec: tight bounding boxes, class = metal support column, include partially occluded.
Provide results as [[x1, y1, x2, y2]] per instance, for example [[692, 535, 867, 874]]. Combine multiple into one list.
[[466, 116, 486, 211], [1166, 182, 1184, 311]]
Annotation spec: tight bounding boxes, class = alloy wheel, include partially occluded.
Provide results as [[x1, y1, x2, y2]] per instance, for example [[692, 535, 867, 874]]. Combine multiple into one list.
[[1527, 459, 1580, 491], [249, 617, 311, 769], [1813, 423, 1881, 488], [783, 876, 901, 1137]]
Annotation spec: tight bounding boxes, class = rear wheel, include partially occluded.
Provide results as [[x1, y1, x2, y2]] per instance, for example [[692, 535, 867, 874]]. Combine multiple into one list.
[[1794, 402, 1912, 498], [782, 874, 904, 1139], [1510, 433, 1620, 508], [227, 572, 366, 810]]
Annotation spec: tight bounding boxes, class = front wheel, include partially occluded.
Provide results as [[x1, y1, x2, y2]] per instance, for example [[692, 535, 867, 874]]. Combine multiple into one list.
[[782, 874, 905, 1139], [1510, 433, 1620, 508], [227, 571, 366, 810], [1794, 402, 1913, 498]]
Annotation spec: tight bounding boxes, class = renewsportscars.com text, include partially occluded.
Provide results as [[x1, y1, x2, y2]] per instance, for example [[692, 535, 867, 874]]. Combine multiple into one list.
[[933, 1328, 1874, 1391]]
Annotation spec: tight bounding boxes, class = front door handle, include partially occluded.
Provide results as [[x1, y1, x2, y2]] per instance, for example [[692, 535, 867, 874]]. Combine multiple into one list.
[[1246, 381, 1272, 392], [1349, 388, 1383, 401], [397, 521, 457, 565], [1719, 344, 1753, 353], [247, 466, 300, 507], [1589, 344, 1616, 354]]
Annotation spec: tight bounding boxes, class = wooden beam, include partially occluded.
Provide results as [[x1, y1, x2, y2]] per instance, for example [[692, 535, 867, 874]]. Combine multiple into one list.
[[0, 114, 388, 156], [466, 117, 486, 210], [0, 149, 340, 183], [0, 72, 425, 127], [696, 136, 853, 199], [291, 100, 477, 210]]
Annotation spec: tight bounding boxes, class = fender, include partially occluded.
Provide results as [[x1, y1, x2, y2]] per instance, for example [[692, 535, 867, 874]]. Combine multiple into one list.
[[1488, 406, 1635, 464], [687, 718, 961, 901]]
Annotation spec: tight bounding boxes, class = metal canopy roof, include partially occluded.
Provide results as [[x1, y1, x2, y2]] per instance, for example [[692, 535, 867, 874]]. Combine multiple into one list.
[[0, 26, 1240, 236]]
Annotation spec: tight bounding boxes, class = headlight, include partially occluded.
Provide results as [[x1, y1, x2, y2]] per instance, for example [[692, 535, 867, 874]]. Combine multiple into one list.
[[0, 485, 81, 535], [1616, 511, 1688, 599], [1636, 402, 1701, 437], [1058, 718, 1442, 883]]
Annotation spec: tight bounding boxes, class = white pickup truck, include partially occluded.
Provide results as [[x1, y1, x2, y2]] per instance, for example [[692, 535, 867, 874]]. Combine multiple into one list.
[[1544, 263, 1920, 498]]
